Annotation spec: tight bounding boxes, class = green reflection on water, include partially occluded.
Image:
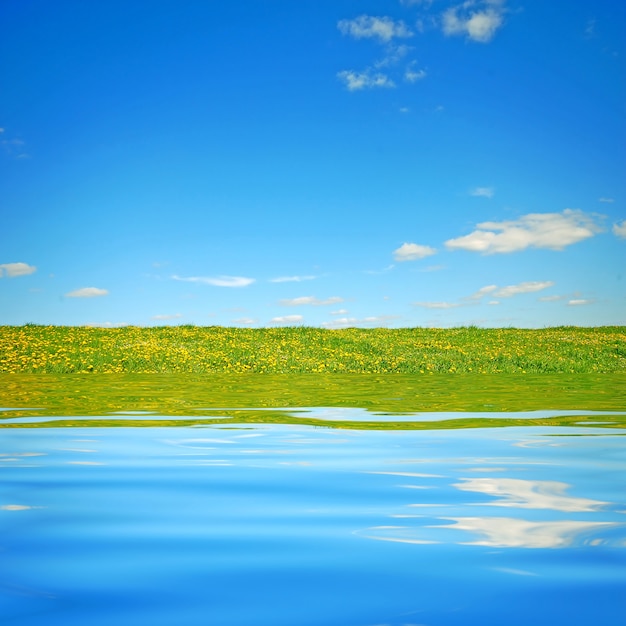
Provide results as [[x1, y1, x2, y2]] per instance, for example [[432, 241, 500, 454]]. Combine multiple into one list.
[[1, 373, 625, 430]]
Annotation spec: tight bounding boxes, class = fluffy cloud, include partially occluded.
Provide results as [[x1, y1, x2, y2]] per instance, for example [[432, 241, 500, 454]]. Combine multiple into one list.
[[172, 275, 254, 287], [494, 281, 554, 297], [269, 275, 316, 283], [0, 262, 36, 278], [613, 220, 626, 238], [442, 2, 506, 43], [338, 15, 413, 42], [271, 315, 303, 324], [470, 187, 495, 198], [393, 242, 437, 261], [279, 296, 344, 306], [65, 287, 109, 298], [337, 69, 395, 90], [445, 210, 602, 254]]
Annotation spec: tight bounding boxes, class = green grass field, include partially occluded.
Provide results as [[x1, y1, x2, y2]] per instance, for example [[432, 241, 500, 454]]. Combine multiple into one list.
[[1, 324, 624, 374]]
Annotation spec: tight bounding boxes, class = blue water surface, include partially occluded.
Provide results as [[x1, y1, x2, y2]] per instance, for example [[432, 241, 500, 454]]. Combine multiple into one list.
[[1, 420, 625, 626]]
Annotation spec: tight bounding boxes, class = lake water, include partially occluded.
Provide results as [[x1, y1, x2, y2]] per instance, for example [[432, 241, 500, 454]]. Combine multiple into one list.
[[1, 374, 625, 625]]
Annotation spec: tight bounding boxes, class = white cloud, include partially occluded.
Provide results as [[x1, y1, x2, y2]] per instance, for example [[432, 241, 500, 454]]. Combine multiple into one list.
[[321, 317, 359, 328], [488, 300, 500, 305], [414, 301, 460, 309], [568, 299, 592, 306], [404, 63, 427, 82], [494, 281, 554, 298], [612, 220, 626, 238], [233, 317, 257, 325], [442, 2, 505, 43], [337, 69, 395, 91], [539, 295, 565, 302], [445, 210, 602, 254], [338, 15, 413, 42], [271, 315, 304, 324], [0, 262, 37, 278], [321, 315, 399, 329], [152, 313, 183, 320], [172, 275, 255, 287], [393, 242, 437, 261], [269, 275, 316, 283], [331, 309, 349, 315], [599, 197, 614, 203], [374, 44, 412, 69], [65, 287, 109, 298], [470, 186, 495, 198], [279, 296, 344, 306], [466, 284, 498, 300]]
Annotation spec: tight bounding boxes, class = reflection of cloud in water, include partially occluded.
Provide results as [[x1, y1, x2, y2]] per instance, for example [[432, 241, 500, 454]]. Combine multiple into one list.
[[454, 478, 608, 512], [436, 517, 617, 548], [366, 471, 443, 478], [1, 504, 40, 511]]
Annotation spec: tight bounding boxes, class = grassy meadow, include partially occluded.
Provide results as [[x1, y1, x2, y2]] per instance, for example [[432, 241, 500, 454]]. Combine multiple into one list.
[[1, 324, 624, 374]]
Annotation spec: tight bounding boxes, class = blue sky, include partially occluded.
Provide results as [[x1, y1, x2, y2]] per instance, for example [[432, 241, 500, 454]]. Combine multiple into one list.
[[1, 0, 624, 328]]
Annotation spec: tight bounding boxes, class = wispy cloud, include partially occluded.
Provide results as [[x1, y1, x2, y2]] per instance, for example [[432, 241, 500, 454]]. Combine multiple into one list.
[[172, 275, 255, 287], [331, 309, 349, 315], [445, 210, 602, 254], [404, 61, 427, 82], [279, 296, 344, 306], [321, 314, 399, 329], [0, 262, 36, 278], [416, 280, 553, 310], [598, 197, 614, 203], [567, 299, 592, 306], [337, 15, 428, 91], [269, 275, 316, 283], [337, 69, 395, 91], [442, 1, 506, 43], [465, 284, 498, 300], [612, 220, 626, 238], [338, 15, 413, 42], [0, 128, 29, 159], [65, 287, 109, 298], [494, 281, 554, 297], [271, 315, 304, 324], [470, 186, 495, 198], [233, 317, 257, 325], [393, 242, 437, 261], [152, 313, 182, 320]]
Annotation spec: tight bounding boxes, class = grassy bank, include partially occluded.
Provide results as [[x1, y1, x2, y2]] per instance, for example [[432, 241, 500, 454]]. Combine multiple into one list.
[[1, 325, 624, 374]]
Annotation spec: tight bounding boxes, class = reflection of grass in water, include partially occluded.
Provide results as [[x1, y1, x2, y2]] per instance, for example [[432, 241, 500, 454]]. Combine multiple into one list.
[[1, 373, 625, 418], [1, 325, 625, 373]]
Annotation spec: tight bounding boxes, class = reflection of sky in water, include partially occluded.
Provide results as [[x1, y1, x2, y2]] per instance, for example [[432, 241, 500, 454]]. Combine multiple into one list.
[[0, 423, 624, 625]]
